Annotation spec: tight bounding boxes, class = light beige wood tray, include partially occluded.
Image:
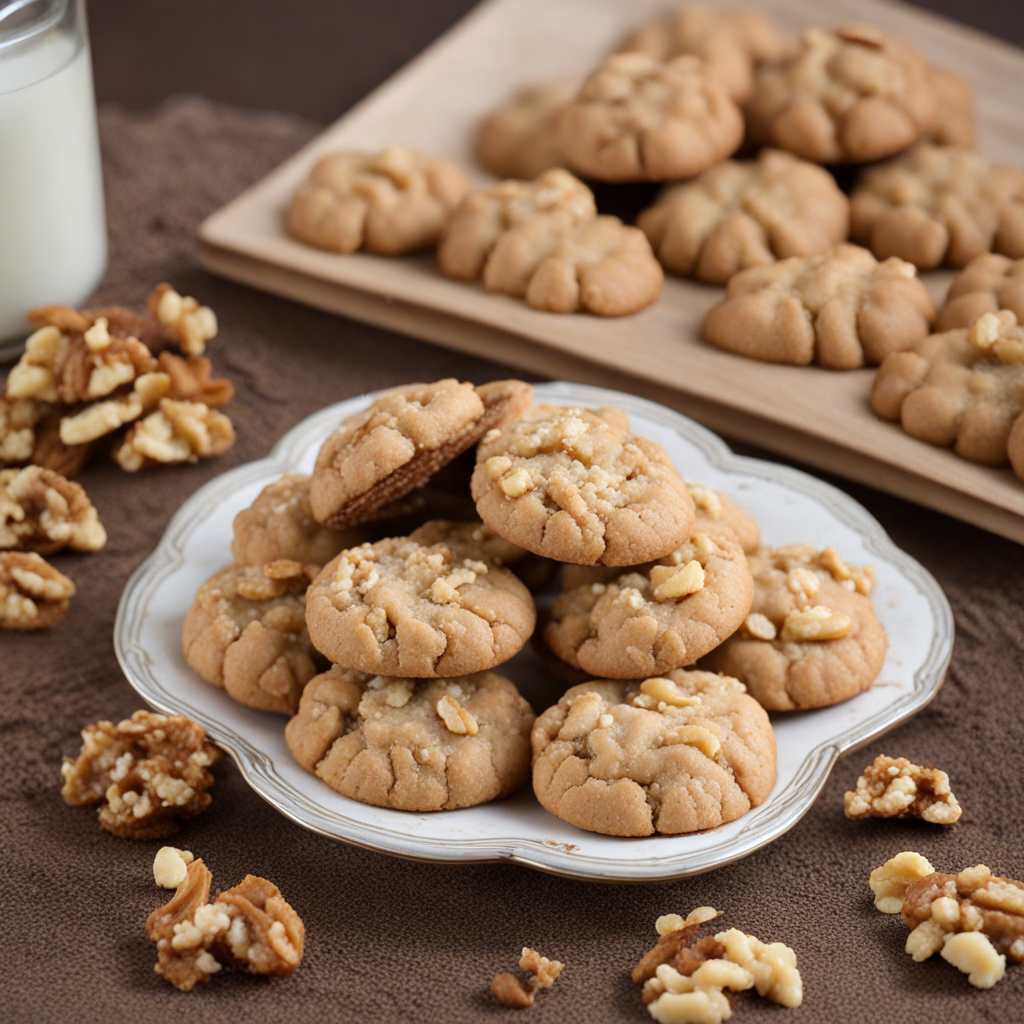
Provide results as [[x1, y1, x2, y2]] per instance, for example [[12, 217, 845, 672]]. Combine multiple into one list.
[[197, 0, 1024, 544]]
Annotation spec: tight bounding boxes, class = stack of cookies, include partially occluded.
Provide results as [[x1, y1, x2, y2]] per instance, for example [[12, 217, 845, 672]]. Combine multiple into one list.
[[181, 379, 890, 838]]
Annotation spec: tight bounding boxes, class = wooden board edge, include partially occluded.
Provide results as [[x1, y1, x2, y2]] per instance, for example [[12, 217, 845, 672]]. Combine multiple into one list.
[[198, 238, 1024, 546]]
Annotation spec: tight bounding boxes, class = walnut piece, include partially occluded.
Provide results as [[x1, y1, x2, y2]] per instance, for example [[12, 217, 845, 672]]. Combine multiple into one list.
[[157, 352, 234, 408], [147, 284, 218, 357], [153, 846, 195, 888], [0, 466, 106, 554], [941, 932, 1006, 989], [0, 396, 46, 465], [60, 710, 220, 838], [845, 754, 961, 824], [869, 851, 936, 913], [59, 371, 171, 445], [491, 947, 565, 1009], [0, 550, 75, 630], [113, 398, 236, 471]]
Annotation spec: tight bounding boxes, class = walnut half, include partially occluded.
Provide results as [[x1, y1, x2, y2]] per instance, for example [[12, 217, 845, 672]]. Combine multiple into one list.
[[0, 466, 106, 554], [0, 551, 75, 630], [845, 754, 961, 824], [114, 398, 235, 471], [491, 947, 565, 1009]]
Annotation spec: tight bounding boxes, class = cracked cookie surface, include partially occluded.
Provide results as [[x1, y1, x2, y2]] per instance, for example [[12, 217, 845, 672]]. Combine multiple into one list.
[[702, 545, 887, 710], [285, 668, 534, 810], [937, 254, 1024, 331], [531, 671, 776, 836], [304, 534, 536, 677], [544, 531, 753, 678], [182, 560, 321, 715], [703, 243, 934, 369], [471, 405, 694, 566]]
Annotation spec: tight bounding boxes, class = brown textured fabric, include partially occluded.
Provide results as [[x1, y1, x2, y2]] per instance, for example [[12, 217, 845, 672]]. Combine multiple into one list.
[[4, 47, 1024, 1024]]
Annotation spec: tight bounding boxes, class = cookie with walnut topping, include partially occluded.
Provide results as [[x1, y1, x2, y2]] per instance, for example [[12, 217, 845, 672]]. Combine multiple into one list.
[[305, 534, 536, 677], [471, 404, 694, 566], [531, 671, 776, 837], [310, 378, 533, 529], [182, 560, 322, 715], [701, 545, 887, 710], [285, 668, 534, 811], [544, 531, 753, 679]]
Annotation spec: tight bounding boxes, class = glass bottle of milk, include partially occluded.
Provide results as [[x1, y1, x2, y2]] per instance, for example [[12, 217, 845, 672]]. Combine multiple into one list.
[[0, 0, 107, 343]]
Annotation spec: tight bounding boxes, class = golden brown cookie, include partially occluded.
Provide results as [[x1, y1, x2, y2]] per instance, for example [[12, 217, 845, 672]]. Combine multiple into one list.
[[476, 81, 578, 180], [871, 310, 1024, 479], [851, 146, 1024, 270], [637, 150, 849, 284], [746, 24, 939, 164], [702, 545, 887, 710], [531, 671, 776, 836], [304, 535, 536, 677], [310, 379, 533, 529], [703, 244, 935, 370], [928, 68, 975, 149], [182, 560, 321, 715], [936, 254, 1024, 331], [471, 405, 695, 566], [0, 466, 106, 554], [0, 550, 75, 630], [618, 6, 790, 103], [286, 145, 469, 255], [231, 473, 360, 568], [558, 52, 743, 182], [285, 668, 534, 810], [544, 531, 753, 678]]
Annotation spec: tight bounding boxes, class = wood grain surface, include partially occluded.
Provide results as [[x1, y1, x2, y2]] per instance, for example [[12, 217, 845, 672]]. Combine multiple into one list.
[[197, 0, 1024, 543]]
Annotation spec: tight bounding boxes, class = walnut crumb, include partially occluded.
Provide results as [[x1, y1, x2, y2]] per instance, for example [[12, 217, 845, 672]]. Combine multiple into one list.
[[845, 755, 961, 824], [491, 947, 564, 1009]]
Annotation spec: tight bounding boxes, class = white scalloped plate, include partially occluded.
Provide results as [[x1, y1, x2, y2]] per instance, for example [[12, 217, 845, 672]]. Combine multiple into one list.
[[114, 382, 953, 882]]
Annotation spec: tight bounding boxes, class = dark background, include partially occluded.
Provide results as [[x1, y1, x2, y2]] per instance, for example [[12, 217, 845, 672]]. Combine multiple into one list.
[[88, 0, 1024, 124]]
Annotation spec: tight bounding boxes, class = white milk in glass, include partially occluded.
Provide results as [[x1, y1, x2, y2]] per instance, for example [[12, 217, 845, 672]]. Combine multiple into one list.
[[0, 27, 107, 340]]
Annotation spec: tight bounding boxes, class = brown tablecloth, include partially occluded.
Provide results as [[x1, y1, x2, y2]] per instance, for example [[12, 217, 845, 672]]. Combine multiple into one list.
[[5, 90, 1024, 1024]]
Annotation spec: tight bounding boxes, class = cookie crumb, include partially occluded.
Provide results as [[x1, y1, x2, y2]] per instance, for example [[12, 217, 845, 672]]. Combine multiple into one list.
[[491, 947, 564, 1009]]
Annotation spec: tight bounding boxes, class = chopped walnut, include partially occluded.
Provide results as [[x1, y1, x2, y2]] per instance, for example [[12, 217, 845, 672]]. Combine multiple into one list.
[[941, 932, 1007, 989], [0, 466, 106, 554], [869, 851, 936, 913], [491, 947, 565, 1009], [147, 284, 218, 357], [20, 406, 94, 478], [157, 352, 234, 407], [845, 755, 961, 824], [4, 324, 66, 401], [60, 710, 220, 838], [633, 907, 725, 985], [114, 398, 235, 471], [0, 396, 46, 465], [779, 604, 852, 642], [0, 550, 75, 630], [436, 693, 479, 735], [153, 846, 195, 888], [650, 559, 705, 600], [59, 372, 171, 446]]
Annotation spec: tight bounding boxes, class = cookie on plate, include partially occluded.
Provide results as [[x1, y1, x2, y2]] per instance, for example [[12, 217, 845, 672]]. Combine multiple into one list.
[[544, 530, 753, 678], [471, 405, 695, 566], [702, 544, 887, 710], [871, 310, 1024, 479], [286, 145, 469, 255], [531, 671, 776, 836], [637, 150, 849, 284], [746, 24, 939, 164], [310, 378, 533, 529], [231, 473, 361, 568], [476, 81, 578, 180], [182, 560, 321, 715], [557, 53, 744, 182], [285, 668, 534, 811], [850, 145, 1024, 270], [618, 6, 789, 103], [305, 534, 536, 677], [936, 254, 1024, 331], [703, 243, 935, 370]]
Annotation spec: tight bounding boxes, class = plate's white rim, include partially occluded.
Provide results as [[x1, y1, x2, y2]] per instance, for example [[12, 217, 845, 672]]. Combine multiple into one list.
[[114, 382, 954, 883]]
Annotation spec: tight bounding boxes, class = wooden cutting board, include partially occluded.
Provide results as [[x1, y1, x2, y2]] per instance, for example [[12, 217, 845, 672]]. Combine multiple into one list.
[[197, 0, 1024, 544]]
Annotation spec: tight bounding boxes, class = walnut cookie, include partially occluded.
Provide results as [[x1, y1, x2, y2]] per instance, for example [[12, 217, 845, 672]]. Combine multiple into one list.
[[871, 310, 1024, 480], [285, 668, 533, 811], [310, 379, 533, 529], [557, 52, 744, 182], [850, 145, 1024, 270], [703, 243, 935, 370], [304, 534, 536, 677], [618, 6, 790, 104], [544, 530, 754, 679], [638, 150, 849, 284], [745, 24, 939, 164], [471, 405, 695, 566], [438, 170, 662, 316], [286, 144, 469, 255], [936, 254, 1024, 331], [182, 560, 322, 715], [531, 672, 776, 837], [702, 545, 888, 711]]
